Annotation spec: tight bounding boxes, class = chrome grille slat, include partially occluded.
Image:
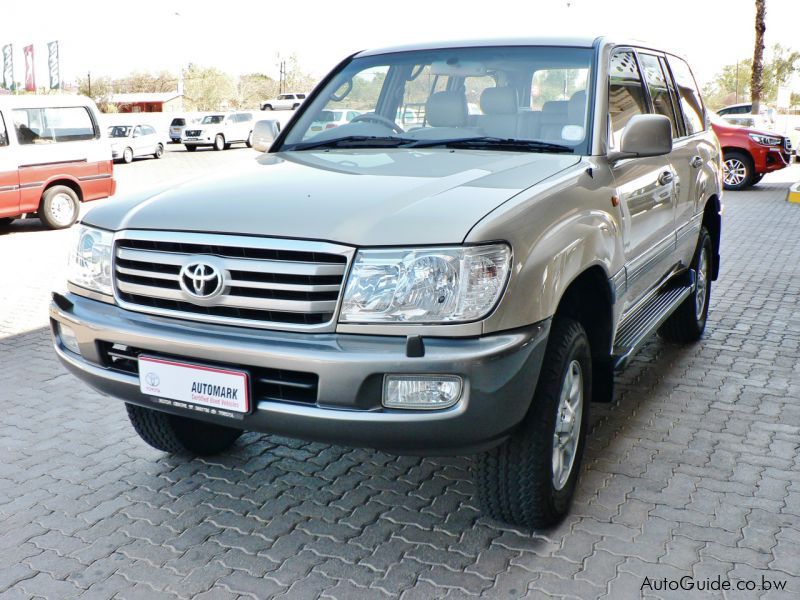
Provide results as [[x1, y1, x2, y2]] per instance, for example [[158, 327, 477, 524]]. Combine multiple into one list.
[[112, 231, 353, 332], [116, 247, 345, 276], [226, 279, 341, 293], [116, 265, 180, 281]]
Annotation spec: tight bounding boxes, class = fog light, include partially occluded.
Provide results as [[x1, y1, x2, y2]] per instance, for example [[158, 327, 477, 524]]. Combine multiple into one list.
[[383, 375, 463, 410], [58, 323, 81, 355]]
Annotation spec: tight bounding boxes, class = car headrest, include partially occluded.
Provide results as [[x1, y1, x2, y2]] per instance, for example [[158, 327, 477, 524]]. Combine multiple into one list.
[[568, 90, 587, 123], [480, 87, 518, 115], [542, 101, 568, 116], [426, 91, 468, 128]]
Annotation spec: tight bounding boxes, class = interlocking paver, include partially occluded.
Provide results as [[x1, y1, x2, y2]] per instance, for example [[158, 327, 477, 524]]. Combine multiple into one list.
[[1, 152, 799, 598]]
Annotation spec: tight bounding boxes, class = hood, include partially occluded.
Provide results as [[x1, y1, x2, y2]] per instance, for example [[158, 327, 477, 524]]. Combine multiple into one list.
[[84, 149, 581, 246]]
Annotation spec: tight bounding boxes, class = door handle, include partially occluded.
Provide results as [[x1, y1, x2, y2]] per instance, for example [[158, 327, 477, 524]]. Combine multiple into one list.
[[658, 171, 674, 186], [690, 155, 703, 168]]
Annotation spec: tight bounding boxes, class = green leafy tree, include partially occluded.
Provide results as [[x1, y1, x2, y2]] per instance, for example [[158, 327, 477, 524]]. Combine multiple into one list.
[[182, 64, 237, 111], [236, 73, 279, 110], [76, 74, 115, 111]]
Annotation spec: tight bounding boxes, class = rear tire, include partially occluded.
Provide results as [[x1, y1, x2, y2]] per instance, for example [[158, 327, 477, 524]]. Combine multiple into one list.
[[658, 227, 713, 343], [154, 143, 164, 159], [214, 135, 225, 151], [476, 317, 591, 528], [125, 404, 243, 456], [38, 185, 79, 229], [122, 147, 134, 164], [722, 150, 754, 190], [246, 132, 253, 148], [185, 145, 197, 152], [264, 105, 273, 110]]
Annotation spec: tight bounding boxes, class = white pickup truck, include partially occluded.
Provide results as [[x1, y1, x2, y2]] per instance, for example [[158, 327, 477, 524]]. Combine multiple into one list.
[[260, 93, 307, 111]]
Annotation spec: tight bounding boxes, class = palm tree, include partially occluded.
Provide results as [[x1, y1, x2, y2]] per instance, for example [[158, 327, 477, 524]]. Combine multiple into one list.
[[751, 0, 766, 114]]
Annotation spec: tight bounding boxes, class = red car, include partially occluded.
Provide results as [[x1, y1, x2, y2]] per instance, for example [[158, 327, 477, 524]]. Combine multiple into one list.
[[710, 113, 793, 190]]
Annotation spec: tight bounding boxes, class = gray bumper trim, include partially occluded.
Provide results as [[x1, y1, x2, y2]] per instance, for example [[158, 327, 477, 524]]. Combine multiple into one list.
[[51, 293, 550, 454]]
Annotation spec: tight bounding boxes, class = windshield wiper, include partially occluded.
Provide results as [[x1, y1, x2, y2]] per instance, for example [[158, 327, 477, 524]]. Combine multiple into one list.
[[405, 137, 574, 153], [286, 136, 416, 151]]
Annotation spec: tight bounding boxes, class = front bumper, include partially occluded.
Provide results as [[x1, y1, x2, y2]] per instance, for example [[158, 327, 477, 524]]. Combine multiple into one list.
[[50, 292, 549, 454]]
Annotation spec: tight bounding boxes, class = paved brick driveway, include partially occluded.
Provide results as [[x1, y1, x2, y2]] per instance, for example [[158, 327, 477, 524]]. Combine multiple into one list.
[[1, 149, 799, 599]]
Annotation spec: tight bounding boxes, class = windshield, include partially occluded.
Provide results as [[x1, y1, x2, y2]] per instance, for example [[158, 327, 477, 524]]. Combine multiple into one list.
[[281, 46, 593, 153], [108, 126, 131, 138], [170, 118, 185, 126], [202, 115, 224, 124]]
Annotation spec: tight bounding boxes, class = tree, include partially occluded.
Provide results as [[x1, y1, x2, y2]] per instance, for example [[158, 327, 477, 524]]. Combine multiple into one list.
[[236, 73, 279, 110], [750, 0, 766, 115], [182, 64, 236, 111], [703, 44, 800, 110], [76, 74, 115, 111]]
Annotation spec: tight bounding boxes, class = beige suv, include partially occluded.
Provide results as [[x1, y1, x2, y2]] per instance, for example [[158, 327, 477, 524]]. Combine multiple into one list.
[[51, 37, 722, 528]]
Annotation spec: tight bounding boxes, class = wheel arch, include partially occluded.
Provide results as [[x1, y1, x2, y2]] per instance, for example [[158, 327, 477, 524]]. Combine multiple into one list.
[[41, 178, 83, 206], [721, 146, 754, 165], [552, 265, 615, 404]]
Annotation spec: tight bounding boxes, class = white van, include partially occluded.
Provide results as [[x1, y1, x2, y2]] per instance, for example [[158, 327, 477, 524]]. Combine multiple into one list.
[[0, 95, 115, 229]]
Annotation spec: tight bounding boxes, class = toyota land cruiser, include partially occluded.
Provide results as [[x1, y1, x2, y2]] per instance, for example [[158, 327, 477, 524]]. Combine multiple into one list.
[[51, 37, 722, 527]]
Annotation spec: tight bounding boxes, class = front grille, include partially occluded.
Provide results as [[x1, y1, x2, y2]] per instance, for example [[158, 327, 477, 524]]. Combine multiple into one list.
[[113, 232, 351, 331], [185, 129, 202, 137], [98, 342, 318, 405]]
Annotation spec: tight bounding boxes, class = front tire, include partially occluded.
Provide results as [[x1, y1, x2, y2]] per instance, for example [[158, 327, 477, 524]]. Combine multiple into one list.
[[0, 217, 15, 227], [125, 404, 243, 456], [214, 135, 225, 151], [659, 227, 712, 343], [246, 131, 253, 148], [722, 150, 754, 190], [38, 185, 79, 229], [476, 317, 591, 528]]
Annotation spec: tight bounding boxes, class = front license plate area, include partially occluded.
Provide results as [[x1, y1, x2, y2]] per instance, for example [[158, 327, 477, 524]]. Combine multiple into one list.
[[138, 355, 250, 416]]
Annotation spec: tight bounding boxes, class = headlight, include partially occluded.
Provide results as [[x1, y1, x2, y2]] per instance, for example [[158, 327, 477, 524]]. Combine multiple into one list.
[[749, 133, 782, 146], [66, 225, 113, 295], [340, 244, 511, 323]]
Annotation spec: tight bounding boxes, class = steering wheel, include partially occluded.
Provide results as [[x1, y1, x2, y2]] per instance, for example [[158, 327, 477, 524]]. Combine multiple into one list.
[[349, 112, 405, 134]]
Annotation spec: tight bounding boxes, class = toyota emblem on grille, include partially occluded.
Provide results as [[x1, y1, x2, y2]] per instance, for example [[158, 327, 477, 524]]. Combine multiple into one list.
[[145, 372, 160, 387], [179, 261, 224, 299]]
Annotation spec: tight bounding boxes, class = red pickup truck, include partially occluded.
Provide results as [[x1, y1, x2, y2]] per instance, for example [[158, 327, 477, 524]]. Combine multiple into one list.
[[710, 113, 793, 190]]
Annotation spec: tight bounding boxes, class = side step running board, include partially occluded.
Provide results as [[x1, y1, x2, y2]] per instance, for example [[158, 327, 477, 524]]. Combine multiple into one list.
[[612, 271, 694, 370]]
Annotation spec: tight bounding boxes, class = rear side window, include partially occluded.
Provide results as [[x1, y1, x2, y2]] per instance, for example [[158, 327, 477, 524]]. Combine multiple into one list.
[[608, 50, 647, 147], [667, 57, 705, 135], [297, 94, 306, 99], [0, 112, 8, 146], [143, 126, 156, 135], [638, 53, 680, 139], [13, 106, 97, 145]]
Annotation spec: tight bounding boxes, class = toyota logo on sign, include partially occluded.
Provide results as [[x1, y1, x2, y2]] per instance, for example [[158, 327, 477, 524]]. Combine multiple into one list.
[[179, 261, 224, 299]]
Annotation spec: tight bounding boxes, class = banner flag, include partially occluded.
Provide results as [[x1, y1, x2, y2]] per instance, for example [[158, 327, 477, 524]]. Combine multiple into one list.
[[1, 45, 12, 90], [47, 41, 59, 89], [23, 44, 35, 91]]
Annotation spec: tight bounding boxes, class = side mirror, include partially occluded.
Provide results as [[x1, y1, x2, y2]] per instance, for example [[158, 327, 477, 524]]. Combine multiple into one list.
[[252, 120, 281, 152], [608, 114, 672, 162]]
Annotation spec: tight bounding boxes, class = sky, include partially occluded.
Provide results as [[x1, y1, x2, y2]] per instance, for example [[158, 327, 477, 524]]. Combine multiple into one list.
[[1, 0, 798, 89]]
